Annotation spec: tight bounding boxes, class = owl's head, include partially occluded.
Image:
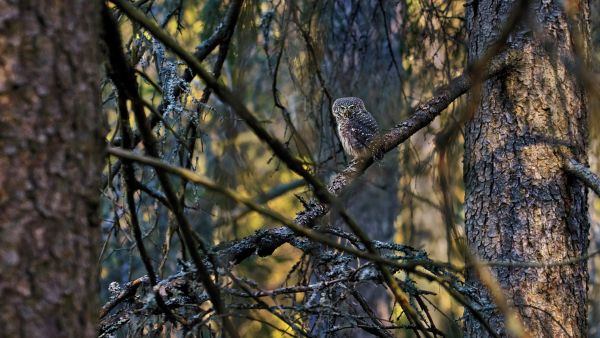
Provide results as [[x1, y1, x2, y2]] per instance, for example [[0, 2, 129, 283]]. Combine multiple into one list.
[[332, 97, 366, 119]]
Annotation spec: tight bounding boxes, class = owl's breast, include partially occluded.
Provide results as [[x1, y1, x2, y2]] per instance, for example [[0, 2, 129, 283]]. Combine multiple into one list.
[[337, 122, 363, 158]]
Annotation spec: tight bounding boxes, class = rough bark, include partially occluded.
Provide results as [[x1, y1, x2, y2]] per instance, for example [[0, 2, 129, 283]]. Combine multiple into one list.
[[0, 1, 102, 337], [464, 1, 590, 336]]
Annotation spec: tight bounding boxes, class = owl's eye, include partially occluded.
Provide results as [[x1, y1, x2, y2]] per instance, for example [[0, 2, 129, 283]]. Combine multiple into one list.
[[349, 105, 355, 109]]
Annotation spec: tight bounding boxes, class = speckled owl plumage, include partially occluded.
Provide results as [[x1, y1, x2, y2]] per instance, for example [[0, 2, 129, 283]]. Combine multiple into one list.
[[332, 97, 379, 159]]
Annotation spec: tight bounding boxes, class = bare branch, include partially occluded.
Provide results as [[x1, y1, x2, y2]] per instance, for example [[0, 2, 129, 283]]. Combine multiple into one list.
[[565, 159, 600, 197]]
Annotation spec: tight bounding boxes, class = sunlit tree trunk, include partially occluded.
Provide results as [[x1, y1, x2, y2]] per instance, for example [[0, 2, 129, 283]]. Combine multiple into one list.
[[0, 1, 102, 337], [464, 1, 590, 336]]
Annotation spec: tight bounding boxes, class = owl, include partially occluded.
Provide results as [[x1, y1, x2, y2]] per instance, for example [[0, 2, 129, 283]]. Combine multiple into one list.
[[332, 97, 379, 159]]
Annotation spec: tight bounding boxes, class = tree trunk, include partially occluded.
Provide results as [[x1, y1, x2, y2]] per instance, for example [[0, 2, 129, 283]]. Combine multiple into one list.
[[464, 1, 590, 337], [0, 1, 102, 337]]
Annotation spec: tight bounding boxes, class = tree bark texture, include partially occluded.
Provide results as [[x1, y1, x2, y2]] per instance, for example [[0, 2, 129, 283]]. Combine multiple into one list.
[[0, 1, 102, 337], [464, 1, 590, 337]]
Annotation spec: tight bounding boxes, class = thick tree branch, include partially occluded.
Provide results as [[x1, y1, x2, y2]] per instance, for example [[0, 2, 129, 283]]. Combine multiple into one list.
[[565, 159, 600, 197], [99, 276, 148, 319]]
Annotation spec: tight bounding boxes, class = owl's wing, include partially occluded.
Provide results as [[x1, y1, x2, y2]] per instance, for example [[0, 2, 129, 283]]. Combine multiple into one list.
[[349, 109, 378, 149]]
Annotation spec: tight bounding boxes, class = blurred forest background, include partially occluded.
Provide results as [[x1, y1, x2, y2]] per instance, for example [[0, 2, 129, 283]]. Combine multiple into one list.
[[96, 0, 600, 337]]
